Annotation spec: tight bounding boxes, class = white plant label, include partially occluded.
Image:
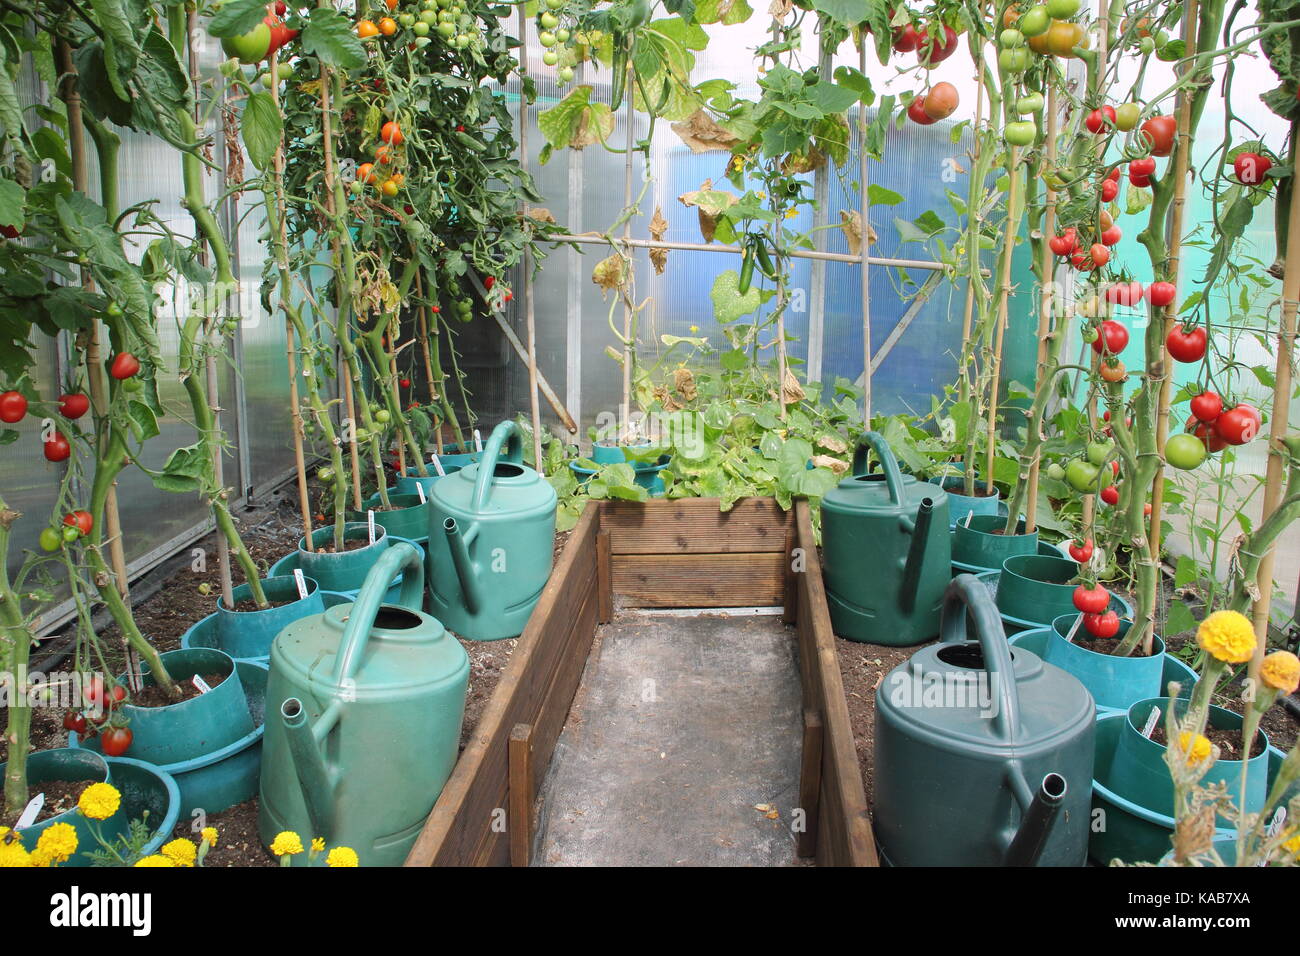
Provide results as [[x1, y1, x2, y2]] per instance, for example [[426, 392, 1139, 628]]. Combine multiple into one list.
[[368, 511, 377, 545], [293, 568, 309, 600], [1141, 706, 1160, 739], [415, 483, 427, 504], [473, 429, 483, 452], [963, 512, 972, 528], [15, 793, 43, 830], [431, 456, 446, 477], [1065, 614, 1084, 643], [192, 674, 213, 695]]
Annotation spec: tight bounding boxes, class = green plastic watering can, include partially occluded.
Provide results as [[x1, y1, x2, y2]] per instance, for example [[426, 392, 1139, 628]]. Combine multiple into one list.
[[429, 420, 557, 641], [820, 431, 951, 645], [258, 542, 470, 866]]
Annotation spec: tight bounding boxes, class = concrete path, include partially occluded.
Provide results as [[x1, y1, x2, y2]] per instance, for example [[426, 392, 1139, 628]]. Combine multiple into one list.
[[533, 612, 805, 866]]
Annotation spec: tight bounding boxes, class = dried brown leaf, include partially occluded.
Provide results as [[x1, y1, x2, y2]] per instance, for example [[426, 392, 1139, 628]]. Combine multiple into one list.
[[670, 109, 740, 154], [592, 253, 628, 296], [781, 368, 805, 405], [838, 210, 878, 257], [526, 207, 557, 224]]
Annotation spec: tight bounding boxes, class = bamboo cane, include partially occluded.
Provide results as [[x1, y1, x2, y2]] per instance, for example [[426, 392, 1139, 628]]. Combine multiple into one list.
[[1249, 120, 1300, 666], [620, 74, 635, 443], [517, 7, 544, 469], [858, 42, 873, 427], [1148, 0, 1200, 564], [984, 146, 1021, 492], [413, 271, 444, 454], [1024, 87, 1059, 534]]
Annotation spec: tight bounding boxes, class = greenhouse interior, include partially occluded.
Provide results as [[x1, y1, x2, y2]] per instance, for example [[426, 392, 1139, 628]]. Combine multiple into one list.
[[1, 0, 1300, 885]]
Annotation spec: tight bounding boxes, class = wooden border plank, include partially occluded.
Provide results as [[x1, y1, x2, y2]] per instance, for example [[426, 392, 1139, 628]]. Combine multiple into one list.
[[602, 498, 792, 555], [596, 528, 612, 623], [508, 723, 533, 867], [797, 709, 823, 858], [611, 552, 785, 607]]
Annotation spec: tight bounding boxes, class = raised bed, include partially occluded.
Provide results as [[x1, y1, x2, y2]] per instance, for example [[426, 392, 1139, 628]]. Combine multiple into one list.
[[404, 497, 875, 867]]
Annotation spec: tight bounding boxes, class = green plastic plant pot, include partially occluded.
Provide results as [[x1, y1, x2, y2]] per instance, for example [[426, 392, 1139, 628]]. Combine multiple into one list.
[[348, 491, 431, 541], [930, 475, 1002, 528], [1109, 696, 1269, 821], [214, 575, 324, 661], [950, 515, 1038, 573], [119, 647, 254, 766], [0, 748, 111, 867], [102, 756, 182, 862], [995, 554, 1133, 631], [1042, 614, 1167, 714], [297, 522, 390, 593], [183, 591, 354, 663], [395, 465, 462, 497]]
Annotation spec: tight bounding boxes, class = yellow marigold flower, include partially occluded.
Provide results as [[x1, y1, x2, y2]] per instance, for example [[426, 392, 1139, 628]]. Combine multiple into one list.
[[161, 838, 197, 867], [311, 837, 326, 852], [1195, 610, 1256, 665], [270, 831, 304, 856], [133, 855, 174, 867], [35, 822, 78, 865], [1260, 651, 1300, 694], [1176, 731, 1213, 764], [29, 849, 53, 867], [1284, 830, 1300, 857], [326, 846, 359, 867], [201, 827, 218, 848], [77, 782, 121, 821], [0, 839, 31, 868]]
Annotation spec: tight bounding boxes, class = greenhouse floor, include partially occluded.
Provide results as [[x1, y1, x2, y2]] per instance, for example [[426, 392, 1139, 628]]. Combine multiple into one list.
[[532, 611, 805, 867]]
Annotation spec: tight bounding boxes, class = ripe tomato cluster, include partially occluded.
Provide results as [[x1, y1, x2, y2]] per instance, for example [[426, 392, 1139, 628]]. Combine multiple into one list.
[[354, 121, 407, 200]]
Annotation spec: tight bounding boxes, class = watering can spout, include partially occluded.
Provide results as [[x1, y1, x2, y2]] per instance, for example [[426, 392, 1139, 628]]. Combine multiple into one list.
[[443, 517, 482, 615], [281, 697, 337, 840], [897, 497, 935, 614], [1005, 772, 1067, 866]]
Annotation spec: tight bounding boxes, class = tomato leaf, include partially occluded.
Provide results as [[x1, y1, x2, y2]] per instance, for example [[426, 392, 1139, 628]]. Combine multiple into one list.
[[242, 92, 282, 171], [0, 177, 24, 230], [300, 7, 367, 72]]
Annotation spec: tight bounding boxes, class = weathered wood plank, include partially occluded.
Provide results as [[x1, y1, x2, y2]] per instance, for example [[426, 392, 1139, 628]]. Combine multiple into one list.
[[596, 528, 612, 624], [611, 552, 785, 607], [601, 498, 792, 555], [794, 500, 877, 867], [797, 709, 823, 859], [508, 723, 533, 867]]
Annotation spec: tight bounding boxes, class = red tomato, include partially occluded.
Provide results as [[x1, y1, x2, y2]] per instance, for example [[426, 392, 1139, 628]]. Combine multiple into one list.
[[110, 352, 140, 380], [1101, 178, 1119, 202], [43, 433, 71, 462], [1233, 152, 1272, 186], [1100, 485, 1120, 505], [1214, 404, 1261, 445], [101, 726, 133, 757], [1083, 610, 1120, 638], [923, 82, 959, 120], [1068, 539, 1094, 563], [1091, 319, 1129, 355], [1129, 172, 1152, 188], [380, 121, 404, 145], [893, 23, 921, 51], [1073, 584, 1110, 613], [59, 393, 90, 419], [1189, 390, 1222, 423], [1085, 106, 1116, 134], [917, 24, 959, 64], [63, 510, 93, 536], [1166, 325, 1207, 363], [484, 276, 496, 290], [1187, 415, 1228, 452], [1105, 281, 1143, 307], [1049, 232, 1077, 256], [1089, 243, 1111, 267], [1145, 281, 1176, 307], [1130, 157, 1157, 178], [399, 378, 411, 389], [0, 390, 26, 423], [1106, 166, 1122, 183], [1141, 115, 1177, 157], [63, 710, 88, 736], [1101, 225, 1122, 246], [908, 97, 937, 125]]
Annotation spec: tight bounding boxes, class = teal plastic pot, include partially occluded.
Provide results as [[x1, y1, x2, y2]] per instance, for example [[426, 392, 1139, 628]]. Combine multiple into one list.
[[950, 516, 1038, 574], [1041, 614, 1167, 714], [76, 661, 269, 819], [271, 537, 422, 604], [184, 592, 351, 663], [1088, 715, 1285, 865], [993, 554, 1134, 633], [214, 575, 324, 661], [348, 491, 431, 541], [1109, 697, 1269, 820], [591, 441, 629, 464], [436, 443, 482, 470], [295, 522, 390, 593], [395, 465, 462, 497], [102, 756, 182, 861], [569, 455, 672, 497], [1009, 627, 1198, 713], [930, 476, 1003, 528], [119, 648, 254, 766], [0, 748, 112, 867]]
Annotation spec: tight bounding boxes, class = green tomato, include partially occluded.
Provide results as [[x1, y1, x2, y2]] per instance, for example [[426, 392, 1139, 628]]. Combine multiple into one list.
[[555, 27, 570, 42], [1003, 120, 1037, 146], [1165, 433, 1207, 470], [39, 527, 62, 551], [62, 525, 81, 544], [1018, 5, 1051, 36], [1081, 324, 1099, 343], [1016, 93, 1044, 114], [998, 47, 1030, 73], [1139, 35, 1155, 54], [1114, 102, 1140, 131], [437, 21, 455, 37], [438, 9, 453, 21], [539, 11, 559, 28], [413, 20, 430, 35], [260, 71, 276, 89], [999, 28, 1024, 47], [420, 9, 438, 23], [122, 377, 142, 393], [546, 0, 564, 8], [558, 65, 574, 82], [1045, 0, 1081, 18], [318, 466, 335, 483], [399, 13, 415, 26], [1064, 458, 1100, 494], [220, 22, 272, 64], [415, 36, 432, 47], [374, 409, 391, 424], [353, 427, 371, 444], [539, 30, 557, 47], [542, 50, 558, 65], [1086, 439, 1114, 467], [1046, 462, 1066, 482]]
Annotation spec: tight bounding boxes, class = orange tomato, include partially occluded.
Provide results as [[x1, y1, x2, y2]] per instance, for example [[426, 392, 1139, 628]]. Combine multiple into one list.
[[381, 179, 399, 197], [1045, 20, 1084, 57], [357, 20, 379, 38], [389, 172, 405, 186], [1027, 30, 1051, 54], [379, 17, 397, 35], [380, 120, 404, 145], [1100, 361, 1127, 383], [374, 144, 394, 164], [357, 162, 377, 184], [385, 0, 399, 8]]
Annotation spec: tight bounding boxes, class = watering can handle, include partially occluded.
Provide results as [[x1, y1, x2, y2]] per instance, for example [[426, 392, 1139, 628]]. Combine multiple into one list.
[[470, 420, 523, 513], [851, 432, 906, 504], [332, 542, 424, 683], [940, 574, 1020, 741]]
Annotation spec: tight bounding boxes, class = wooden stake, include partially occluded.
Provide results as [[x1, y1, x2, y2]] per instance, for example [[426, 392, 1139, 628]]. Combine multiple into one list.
[[1025, 88, 1059, 535], [858, 42, 873, 427], [984, 147, 1021, 490], [413, 271, 444, 454], [516, 8, 544, 469]]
